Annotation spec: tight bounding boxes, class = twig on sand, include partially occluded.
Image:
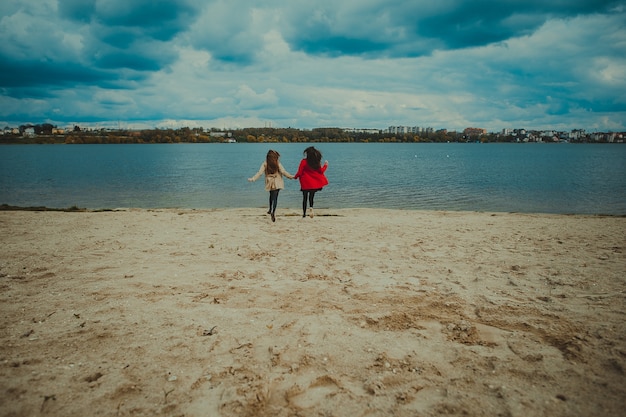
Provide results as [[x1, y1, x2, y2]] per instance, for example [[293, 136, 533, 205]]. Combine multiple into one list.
[[163, 388, 175, 403], [202, 326, 217, 336]]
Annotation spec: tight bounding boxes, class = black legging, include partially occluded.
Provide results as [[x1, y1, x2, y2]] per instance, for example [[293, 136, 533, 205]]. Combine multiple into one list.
[[269, 190, 280, 214], [302, 190, 318, 215]]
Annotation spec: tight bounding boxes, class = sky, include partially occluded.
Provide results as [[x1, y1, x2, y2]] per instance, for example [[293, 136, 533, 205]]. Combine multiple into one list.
[[1, 0, 625, 133]]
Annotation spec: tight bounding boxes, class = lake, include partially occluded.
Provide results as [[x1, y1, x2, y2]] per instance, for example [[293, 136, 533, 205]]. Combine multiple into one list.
[[0, 142, 624, 214]]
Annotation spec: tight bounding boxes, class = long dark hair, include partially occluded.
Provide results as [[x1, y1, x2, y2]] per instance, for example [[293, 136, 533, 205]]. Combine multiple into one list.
[[265, 150, 280, 174], [304, 146, 322, 170]]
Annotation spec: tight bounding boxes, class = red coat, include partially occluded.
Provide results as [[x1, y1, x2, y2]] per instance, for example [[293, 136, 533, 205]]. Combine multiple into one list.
[[294, 159, 328, 190]]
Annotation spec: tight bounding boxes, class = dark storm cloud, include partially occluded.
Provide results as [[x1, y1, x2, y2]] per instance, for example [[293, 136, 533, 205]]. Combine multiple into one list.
[[416, 0, 623, 49], [293, 36, 390, 57], [57, 0, 95, 22], [0, 54, 117, 96], [0, 0, 192, 93], [94, 52, 164, 71], [58, 0, 199, 42], [282, 0, 624, 57]]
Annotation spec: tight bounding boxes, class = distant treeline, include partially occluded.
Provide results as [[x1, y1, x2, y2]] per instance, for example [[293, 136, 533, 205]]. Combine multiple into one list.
[[0, 126, 619, 144]]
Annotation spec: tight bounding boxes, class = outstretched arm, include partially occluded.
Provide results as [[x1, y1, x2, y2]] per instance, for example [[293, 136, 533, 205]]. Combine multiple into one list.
[[248, 162, 266, 182], [279, 163, 295, 180]]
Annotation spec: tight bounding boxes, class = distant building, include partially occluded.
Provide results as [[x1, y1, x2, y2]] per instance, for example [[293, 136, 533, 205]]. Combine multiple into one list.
[[386, 126, 433, 134], [387, 126, 407, 134], [343, 128, 381, 134], [569, 129, 586, 140], [209, 131, 231, 138]]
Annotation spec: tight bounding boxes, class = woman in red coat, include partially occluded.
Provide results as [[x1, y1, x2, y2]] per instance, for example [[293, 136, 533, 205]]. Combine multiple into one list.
[[294, 146, 329, 218]]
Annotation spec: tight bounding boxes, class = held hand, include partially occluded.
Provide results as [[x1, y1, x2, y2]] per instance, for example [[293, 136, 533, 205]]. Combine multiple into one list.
[[324, 160, 329, 167]]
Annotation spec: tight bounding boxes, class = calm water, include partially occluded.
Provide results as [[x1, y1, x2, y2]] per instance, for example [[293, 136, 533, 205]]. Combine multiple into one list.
[[0, 143, 624, 214]]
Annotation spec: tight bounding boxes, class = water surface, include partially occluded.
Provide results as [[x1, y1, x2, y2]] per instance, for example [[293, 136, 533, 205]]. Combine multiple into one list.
[[1, 143, 624, 214]]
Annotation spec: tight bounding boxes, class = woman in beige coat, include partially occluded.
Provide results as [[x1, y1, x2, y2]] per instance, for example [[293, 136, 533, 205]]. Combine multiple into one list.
[[248, 150, 294, 222]]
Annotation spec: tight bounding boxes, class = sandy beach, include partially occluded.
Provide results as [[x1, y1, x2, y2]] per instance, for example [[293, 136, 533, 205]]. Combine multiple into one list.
[[0, 208, 624, 417]]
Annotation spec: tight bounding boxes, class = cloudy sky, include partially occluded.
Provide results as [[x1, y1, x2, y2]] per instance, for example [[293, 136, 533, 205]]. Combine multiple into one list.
[[1, 0, 625, 132]]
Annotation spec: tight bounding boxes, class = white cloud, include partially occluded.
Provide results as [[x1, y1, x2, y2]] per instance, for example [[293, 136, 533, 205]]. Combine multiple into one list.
[[234, 85, 278, 110]]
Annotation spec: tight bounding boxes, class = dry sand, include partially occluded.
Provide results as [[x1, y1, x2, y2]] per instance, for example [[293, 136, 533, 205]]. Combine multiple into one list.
[[0, 208, 624, 417]]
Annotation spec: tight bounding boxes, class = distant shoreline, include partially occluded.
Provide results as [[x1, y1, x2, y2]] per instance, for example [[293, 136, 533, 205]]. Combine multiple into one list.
[[1, 139, 624, 145], [1, 125, 623, 145]]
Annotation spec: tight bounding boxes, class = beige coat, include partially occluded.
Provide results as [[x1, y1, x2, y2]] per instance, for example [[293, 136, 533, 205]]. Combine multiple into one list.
[[249, 161, 294, 191]]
